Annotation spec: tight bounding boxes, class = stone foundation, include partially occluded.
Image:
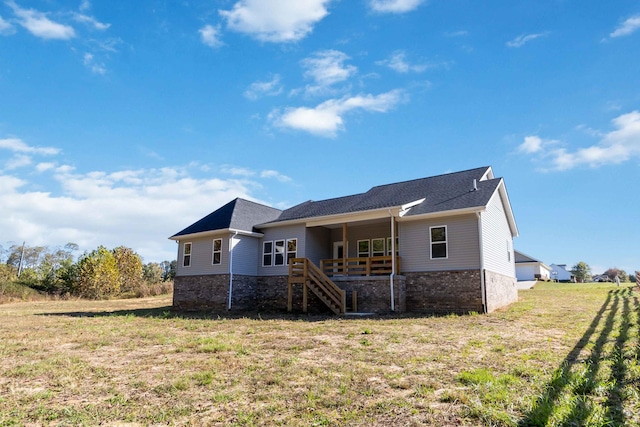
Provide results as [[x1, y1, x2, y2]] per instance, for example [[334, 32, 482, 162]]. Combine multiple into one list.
[[174, 270, 514, 314], [173, 274, 257, 311], [333, 276, 406, 313], [405, 270, 483, 314]]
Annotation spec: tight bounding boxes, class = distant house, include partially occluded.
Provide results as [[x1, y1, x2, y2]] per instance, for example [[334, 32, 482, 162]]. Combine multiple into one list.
[[515, 250, 552, 281], [169, 166, 519, 314], [549, 264, 575, 282]]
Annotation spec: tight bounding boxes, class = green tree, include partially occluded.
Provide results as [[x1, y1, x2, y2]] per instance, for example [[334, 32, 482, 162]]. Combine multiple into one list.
[[143, 262, 164, 285], [113, 246, 144, 295], [571, 262, 592, 283], [75, 246, 120, 299]]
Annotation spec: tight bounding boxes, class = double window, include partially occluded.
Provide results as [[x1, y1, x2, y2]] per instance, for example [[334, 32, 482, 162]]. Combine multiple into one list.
[[430, 226, 448, 259], [358, 238, 392, 257], [182, 242, 192, 267], [263, 238, 297, 266]]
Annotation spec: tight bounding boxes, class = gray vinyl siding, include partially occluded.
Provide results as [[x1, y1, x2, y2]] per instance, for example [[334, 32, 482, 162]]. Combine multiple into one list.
[[230, 235, 260, 276], [305, 226, 331, 265], [175, 234, 229, 276], [481, 192, 516, 278], [258, 224, 307, 276], [329, 221, 392, 257], [398, 214, 480, 273]]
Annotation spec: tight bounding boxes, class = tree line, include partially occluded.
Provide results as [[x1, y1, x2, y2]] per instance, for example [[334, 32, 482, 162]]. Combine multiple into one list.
[[0, 242, 176, 299], [571, 261, 635, 283]]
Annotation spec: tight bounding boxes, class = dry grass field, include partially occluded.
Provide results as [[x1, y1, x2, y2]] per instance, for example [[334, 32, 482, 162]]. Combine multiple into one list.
[[1, 283, 639, 426]]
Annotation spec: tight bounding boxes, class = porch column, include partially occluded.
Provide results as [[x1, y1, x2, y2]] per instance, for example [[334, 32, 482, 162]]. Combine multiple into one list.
[[342, 223, 347, 275]]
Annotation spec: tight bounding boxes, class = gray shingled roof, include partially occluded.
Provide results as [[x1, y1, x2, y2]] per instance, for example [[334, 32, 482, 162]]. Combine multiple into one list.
[[171, 198, 282, 237], [171, 166, 514, 238], [269, 166, 497, 223]]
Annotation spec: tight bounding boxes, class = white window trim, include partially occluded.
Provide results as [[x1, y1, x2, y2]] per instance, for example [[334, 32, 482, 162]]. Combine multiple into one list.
[[262, 241, 273, 267], [212, 238, 222, 265], [274, 240, 285, 266], [430, 225, 448, 260], [183, 242, 192, 267], [357, 239, 370, 258], [286, 238, 297, 265], [371, 237, 385, 257]]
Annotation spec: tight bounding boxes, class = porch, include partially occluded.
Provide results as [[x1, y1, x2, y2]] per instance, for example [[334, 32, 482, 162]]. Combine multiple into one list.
[[320, 255, 401, 277]]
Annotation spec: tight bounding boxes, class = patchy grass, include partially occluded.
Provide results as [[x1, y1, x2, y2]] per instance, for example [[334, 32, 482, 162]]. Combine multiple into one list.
[[0, 284, 639, 426]]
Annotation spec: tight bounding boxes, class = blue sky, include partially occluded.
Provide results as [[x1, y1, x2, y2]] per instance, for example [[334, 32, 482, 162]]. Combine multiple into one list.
[[1, 0, 639, 275]]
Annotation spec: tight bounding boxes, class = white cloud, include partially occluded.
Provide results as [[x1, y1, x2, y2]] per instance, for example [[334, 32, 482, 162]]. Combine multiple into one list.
[[376, 51, 428, 73], [244, 74, 283, 100], [0, 156, 295, 262], [219, 0, 331, 42], [0, 138, 60, 155], [199, 24, 223, 48], [302, 50, 357, 87], [261, 169, 291, 182], [4, 154, 32, 170], [609, 15, 640, 38], [0, 15, 15, 35], [7, 1, 76, 40], [72, 13, 110, 31], [83, 52, 106, 74], [36, 162, 56, 172], [506, 32, 548, 48], [270, 89, 404, 137], [369, 0, 425, 14], [520, 111, 640, 171], [79, 0, 91, 12]]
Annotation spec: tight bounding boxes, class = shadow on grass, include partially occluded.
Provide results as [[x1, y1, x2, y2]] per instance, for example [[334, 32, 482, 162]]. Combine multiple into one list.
[[518, 287, 637, 426]]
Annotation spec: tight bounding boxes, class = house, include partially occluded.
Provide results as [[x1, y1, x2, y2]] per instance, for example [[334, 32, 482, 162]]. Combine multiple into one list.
[[515, 250, 552, 281], [169, 166, 519, 314], [549, 264, 575, 282]]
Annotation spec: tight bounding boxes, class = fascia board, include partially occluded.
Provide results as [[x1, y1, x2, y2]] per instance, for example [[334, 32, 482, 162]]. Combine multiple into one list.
[[169, 228, 263, 241], [397, 206, 484, 222], [257, 207, 403, 229]]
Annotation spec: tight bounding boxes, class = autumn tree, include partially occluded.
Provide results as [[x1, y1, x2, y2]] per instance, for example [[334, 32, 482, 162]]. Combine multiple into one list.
[[113, 246, 144, 295], [604, 268, 628, 283], [75, 246, 120, 299], [571, 261, 592, 283], [143, 262, 164, 285]]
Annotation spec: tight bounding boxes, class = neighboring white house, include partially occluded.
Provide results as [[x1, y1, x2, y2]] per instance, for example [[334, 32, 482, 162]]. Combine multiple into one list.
[[170, 166, 519, 314], [549, 264, 575, 282], [515, 250, 552, 281]]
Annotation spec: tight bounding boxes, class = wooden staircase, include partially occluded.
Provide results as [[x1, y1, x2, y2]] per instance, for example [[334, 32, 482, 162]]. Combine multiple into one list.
[[288, 258, 346, 315]]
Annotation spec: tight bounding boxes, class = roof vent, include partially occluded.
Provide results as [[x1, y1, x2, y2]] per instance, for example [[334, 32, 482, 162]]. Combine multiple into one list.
[[471, 179, 478, 192]]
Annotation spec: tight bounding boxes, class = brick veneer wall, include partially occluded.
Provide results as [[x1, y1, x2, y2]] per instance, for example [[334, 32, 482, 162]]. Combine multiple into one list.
[[174, 270, 512, 314], [484, 270, 517, 313], [405, 270, 484, 314], [173, 274, 257, 311], [333, 276, 406, 313]]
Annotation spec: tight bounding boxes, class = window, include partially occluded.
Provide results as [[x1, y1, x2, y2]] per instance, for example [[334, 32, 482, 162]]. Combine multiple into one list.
[[430, 226, 447, 259], [286, 239, 297, 265], [274, 240, 285, 266], [358, 240, 370, 258], [263, 241, 273, 266], [264, 238, 297, 267], [212, 238, 222, 265], [183, 242, 192, 267], [371, 238, 385, 257]]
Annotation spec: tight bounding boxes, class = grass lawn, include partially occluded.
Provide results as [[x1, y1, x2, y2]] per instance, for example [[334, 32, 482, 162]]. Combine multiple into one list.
[[1, 283, 639, 426]]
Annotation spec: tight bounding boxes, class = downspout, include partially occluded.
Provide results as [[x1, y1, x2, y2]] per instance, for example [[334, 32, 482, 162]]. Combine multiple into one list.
[[477, 212, 487, 313], [227, 231, 238, 310], [389, 210, 396, 312]]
